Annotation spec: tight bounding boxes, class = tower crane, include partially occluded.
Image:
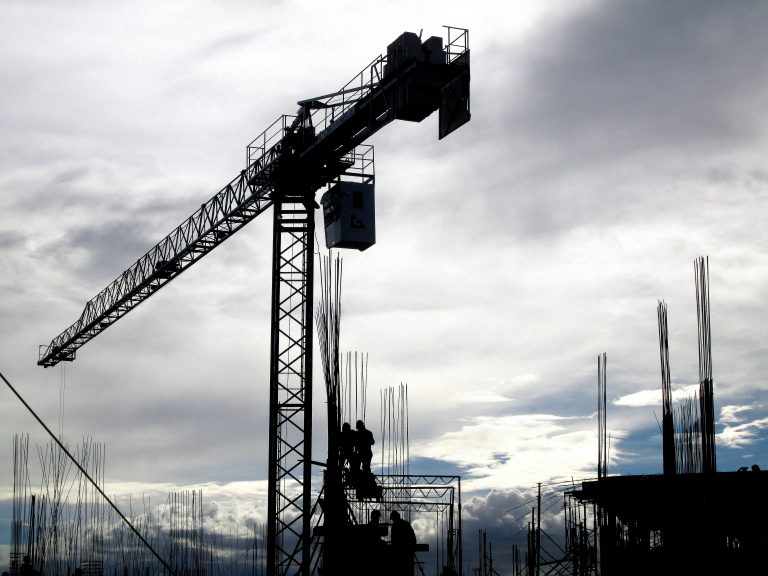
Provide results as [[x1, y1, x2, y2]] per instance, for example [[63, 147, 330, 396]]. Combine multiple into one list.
[[38, 27, 470, 575]]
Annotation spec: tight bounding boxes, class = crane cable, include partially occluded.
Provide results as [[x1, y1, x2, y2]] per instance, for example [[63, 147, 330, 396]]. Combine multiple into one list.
[[59, 364, 65, 440], [0, 369, 177, 576]]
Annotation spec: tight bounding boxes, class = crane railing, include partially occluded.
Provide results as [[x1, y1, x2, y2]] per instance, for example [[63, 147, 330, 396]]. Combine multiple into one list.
[[445, 25, 469, 63], [246, 114, 296, 171]]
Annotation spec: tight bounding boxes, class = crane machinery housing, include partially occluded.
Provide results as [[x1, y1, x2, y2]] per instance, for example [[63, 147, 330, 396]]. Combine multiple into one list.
[[38, 27, 471, 576]]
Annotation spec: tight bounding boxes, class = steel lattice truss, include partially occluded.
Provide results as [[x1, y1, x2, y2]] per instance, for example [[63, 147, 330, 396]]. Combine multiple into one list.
[[37, 170, 275, 367], [36, 112, 304, 367], [268, 198, 315, 575], [333, 474, 463, 574]]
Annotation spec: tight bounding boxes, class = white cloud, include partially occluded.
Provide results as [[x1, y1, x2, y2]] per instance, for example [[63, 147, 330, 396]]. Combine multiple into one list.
[[718, 416, 768, 449], [614, 384, 700, 408], [614, 389, 660, 408], [719, 404, 756, 424], [412, 413, 601, 491]]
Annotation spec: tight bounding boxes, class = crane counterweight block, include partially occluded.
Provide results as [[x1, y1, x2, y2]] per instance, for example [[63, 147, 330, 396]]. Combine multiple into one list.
[[439, 51, 471, 139], [382, 30, 471, 137]]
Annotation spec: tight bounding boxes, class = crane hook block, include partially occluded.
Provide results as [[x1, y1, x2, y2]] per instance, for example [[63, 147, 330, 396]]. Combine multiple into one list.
[[320, 182, 376, 251]]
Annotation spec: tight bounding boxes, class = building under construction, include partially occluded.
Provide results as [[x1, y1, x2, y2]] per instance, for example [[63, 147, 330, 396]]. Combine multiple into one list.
[[565, 470, 768, 575], [562, 257, 768, 575]]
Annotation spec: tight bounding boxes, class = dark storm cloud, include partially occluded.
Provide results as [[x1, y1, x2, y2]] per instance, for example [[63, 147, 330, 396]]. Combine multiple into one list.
[[419, 0, 768, 243], [515, 0, 768, 157], [32, 218, 156, 290], [8, 157, 226, 290], [460, 488, 567, 573], [0, 231, 24, 250]]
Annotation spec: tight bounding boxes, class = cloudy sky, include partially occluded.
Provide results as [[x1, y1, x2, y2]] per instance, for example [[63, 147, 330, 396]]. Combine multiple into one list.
[[2, 0, 768, 572]]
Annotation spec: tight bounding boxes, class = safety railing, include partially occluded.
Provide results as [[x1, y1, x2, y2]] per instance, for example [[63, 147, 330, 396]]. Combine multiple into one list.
[[246, 114, 296, 169], [444, 25, 469, 63]]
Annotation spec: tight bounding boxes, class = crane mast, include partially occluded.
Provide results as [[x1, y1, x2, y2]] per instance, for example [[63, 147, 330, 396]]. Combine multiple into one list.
[[38, 27, 470, 576]]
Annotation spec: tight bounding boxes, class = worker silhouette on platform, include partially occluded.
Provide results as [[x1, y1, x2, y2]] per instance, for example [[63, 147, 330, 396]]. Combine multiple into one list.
[[19, 556, 33, 576], [355, 419, 375, 473], [389, 511, 416, 576], [364, 510, 386, 576], [351, 419, 382, 499], [339, 422, 359, 481]]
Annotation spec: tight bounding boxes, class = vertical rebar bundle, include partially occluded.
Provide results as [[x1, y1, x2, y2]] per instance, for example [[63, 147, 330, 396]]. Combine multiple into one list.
[[564, 493, 598, 576], [11, 434, 30, 575], [380, 383, 410, 478], [597, 353, 607, 479], [675, 394, 702, 474], [316, 251, 343, 437], [9, 434, 267, 576], [315, 251, 370, 453], [161, 489, 208, 576], [657, 301, 676, 476], [340, 351, 368, 426], [694, 256, 716, 473], [11, 436, 109, 576], [478, 529, 487, 576]]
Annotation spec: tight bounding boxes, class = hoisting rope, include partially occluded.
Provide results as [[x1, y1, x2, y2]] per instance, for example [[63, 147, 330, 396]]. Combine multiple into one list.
[[58, 363, 65, 440], [0, 369, 177, 576]]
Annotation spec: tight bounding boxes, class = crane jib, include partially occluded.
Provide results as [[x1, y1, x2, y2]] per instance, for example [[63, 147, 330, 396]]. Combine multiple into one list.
[[37, 30, 470, 368]]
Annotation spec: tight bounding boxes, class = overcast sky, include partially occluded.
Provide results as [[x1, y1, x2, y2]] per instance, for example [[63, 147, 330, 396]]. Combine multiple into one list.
[[2, 0, 768, 572]]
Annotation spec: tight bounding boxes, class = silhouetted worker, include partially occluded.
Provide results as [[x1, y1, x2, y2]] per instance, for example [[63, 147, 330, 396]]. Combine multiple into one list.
[[389, 510, 416, 576], [365, 510, 386, 575], [370, 509, 382, 526], [752, 463, 761, 471], [340, 422, 356, 469], [356, 419, 375, 473], [19, 556, 33, 576]]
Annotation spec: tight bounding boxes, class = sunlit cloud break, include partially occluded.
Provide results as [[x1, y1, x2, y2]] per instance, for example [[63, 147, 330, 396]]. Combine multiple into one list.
[[614, 384, 700, 408], [719, 414, 768, 449], [412, 413, 600, 491]]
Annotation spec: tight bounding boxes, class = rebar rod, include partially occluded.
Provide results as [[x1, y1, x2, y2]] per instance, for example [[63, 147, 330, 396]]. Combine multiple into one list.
[[1, 370, 177, 575], [694, 256, 716, 473], [657, 301, 676, 475]]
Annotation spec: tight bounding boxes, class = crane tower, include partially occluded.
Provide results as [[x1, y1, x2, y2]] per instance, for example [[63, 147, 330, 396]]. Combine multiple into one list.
[[38, 27, 471, 575]]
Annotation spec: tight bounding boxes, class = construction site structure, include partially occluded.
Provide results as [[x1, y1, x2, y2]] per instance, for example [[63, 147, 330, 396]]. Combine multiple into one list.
[[566, 471, 768, 575], [35, 27, 471, 576], [7, 429, 462, 576], [562, 256, 768, 574]]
